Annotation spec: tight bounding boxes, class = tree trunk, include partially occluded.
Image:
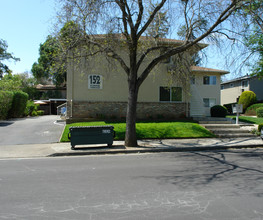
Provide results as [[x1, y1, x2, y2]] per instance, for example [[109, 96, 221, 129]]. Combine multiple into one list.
[[125, 77, 139, 147]]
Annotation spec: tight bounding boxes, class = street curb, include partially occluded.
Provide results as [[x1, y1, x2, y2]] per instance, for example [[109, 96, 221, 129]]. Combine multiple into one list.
[[48, 144, 263, 157]]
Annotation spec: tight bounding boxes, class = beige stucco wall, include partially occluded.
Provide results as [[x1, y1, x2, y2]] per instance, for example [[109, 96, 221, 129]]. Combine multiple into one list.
[[220, 81, 250, 105], [190, 72, 221, 116], [67, 44, 223, 118], [67, 48, 187, 103], [221, 87, 241, 105]]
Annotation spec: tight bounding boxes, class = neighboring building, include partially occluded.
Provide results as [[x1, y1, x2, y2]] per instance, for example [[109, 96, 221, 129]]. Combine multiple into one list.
[[221, 75, 263, 105], [67, 36, 228, 120], [35, 84, 67, 99], [34, 84, 67, 115], [190, 66, 229, 116], [34, 99, 67, 115]]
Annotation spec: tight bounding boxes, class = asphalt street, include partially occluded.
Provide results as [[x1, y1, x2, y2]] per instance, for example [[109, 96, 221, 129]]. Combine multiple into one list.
[[0, 149, 262, 220], [0, 115, 65, 145]]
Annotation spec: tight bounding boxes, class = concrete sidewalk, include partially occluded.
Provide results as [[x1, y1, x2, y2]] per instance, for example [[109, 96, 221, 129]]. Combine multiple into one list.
[[0, 137, 263, 159]]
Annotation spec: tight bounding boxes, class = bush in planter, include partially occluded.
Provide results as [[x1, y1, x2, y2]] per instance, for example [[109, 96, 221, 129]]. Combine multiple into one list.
[[37, 110, 44, 116], [258, 123, 263, 132], [31, 111, 38, 117], [210, 105, 228, 117], [24, 100, 39, 116], [256, 107, 263, 118], [238, 91, 257, 112]]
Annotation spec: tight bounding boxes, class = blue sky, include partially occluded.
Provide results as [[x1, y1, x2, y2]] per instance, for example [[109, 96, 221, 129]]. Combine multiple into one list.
[[0, 0, 237, 79], [0, 0, 56, 74]]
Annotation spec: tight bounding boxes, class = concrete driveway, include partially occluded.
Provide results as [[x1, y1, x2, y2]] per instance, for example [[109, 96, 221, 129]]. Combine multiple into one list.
[[0, 115, 65, 145]]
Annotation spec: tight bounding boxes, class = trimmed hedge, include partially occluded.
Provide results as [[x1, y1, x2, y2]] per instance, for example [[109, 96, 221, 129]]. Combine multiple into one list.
[[238, 91, 257, 112], [256, 107, 263, 118], [245, 103, 263, 115], [211, 105, 228, 117], [0, 91, 14, 120], [8, 91, 29, 118]]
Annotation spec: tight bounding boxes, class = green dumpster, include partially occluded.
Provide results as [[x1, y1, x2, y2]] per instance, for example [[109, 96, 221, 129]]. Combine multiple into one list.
[[68, 126, 115, 150]]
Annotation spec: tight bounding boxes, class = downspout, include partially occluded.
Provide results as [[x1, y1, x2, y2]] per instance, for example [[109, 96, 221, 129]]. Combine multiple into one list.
[[70, 52, 74, 118], [71, 53, 74, 118]]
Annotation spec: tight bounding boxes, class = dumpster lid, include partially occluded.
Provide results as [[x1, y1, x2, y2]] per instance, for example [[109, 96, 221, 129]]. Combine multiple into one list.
[[69, 125, 114, 130]]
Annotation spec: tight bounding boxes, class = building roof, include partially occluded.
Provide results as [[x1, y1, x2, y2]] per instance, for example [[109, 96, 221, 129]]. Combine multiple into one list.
[[221, 75, 255, 85], [35, 84, 66, 90], [88, 34, 208, 49], [190, 66, 229, 75]]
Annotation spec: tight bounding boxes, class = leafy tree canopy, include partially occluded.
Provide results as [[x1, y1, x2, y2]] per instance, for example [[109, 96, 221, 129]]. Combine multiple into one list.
[[245, 25, 263, 77], [32, 21, 83, 86], [0, 39, 20, 78], [0, 74, 22, 91], [31, 35, 64, 85], [146, 3, 169, 39]]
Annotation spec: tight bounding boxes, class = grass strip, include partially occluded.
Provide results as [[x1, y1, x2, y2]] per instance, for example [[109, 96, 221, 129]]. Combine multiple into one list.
[[227, 116, 263, 124], [60, 121, 215, 142]]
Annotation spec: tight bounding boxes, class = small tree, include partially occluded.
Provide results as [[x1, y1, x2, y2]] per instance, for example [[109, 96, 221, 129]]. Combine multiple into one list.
[[238, 91, 257, 111]]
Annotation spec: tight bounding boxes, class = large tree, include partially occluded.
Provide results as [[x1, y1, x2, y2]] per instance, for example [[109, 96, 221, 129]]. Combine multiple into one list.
[[31, 35, 67, 86], [55, 0, 249, 147], [242, 0, 263, 77], [0, 39, 20, 78], [32, 21, 82, 85], [222, 0, 263, 76]]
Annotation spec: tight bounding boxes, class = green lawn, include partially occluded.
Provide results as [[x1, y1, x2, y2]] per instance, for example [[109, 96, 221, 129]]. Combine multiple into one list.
[[60, 121, 215, 142], [227, 116, 263, 124]]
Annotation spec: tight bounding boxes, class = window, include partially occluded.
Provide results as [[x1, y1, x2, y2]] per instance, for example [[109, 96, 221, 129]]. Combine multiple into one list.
[[203, 76, 216, 85], [203, 98, 216, 107], [241, 80, 248, 87], [88, 75, 102, 89], [190, 75, 195, 85], [160, 87, 182, 102], [230, 83, 234, 88], [221, 85, 224, 90], [160, 48, 171, 63]]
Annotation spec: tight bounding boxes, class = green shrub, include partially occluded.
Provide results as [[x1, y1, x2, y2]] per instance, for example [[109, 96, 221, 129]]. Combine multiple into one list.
[[258, 123, 263, 132], [0, 91, 14, 120], [31, 111, 38, 117], [24, 100, 39, 116], [8, 91, 29, 118], [210, 105, 228, 117], [245, 103, 263, 115], [256, 107, 263, 118], [37, 110, 44, 116], [238, 91, 257, 112]]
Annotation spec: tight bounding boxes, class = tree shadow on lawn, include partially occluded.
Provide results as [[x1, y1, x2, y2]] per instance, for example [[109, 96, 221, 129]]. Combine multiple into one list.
[[137, 149, 263, 196]]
